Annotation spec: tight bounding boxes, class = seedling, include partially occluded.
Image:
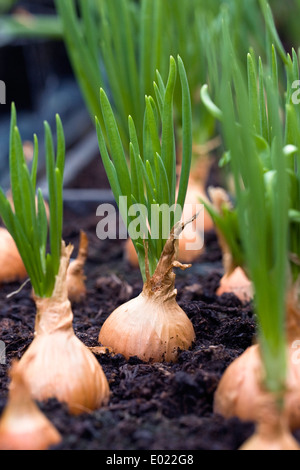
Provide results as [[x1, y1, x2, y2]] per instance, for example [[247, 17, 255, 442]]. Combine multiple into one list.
[[201, 7, 300, 449], [0, 105, 109, 414], [96, 56, 196, 362], [55, 0, 266, 149]]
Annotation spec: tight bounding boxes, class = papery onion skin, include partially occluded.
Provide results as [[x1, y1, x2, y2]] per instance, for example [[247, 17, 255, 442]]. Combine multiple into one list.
[[214, 342, 300, 431], [214, 344, 262, 422], [239, 395, 300, 451], [99, 289, 195, 363], [0, 228, 27, 284], [0, 196, 49, 286], [0, 430, 61, 451], [214, 285, 300, 430], [100, 220, 196, 363], [19, 327, 110, 415], [240, 426, 300, 451], [216, 267, 253, 303], [0, 362, 61, 450], [17, 242, 110, 415]]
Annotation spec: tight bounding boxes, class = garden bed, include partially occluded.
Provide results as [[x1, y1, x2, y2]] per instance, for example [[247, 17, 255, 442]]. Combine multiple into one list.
[[0, 209, 266, 451]]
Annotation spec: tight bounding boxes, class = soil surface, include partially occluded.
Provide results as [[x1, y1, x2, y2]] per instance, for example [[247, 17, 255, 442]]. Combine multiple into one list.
[[0, 210, 286, 451]]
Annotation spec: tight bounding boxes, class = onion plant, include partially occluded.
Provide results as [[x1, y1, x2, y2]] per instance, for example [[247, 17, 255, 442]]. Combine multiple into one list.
[[53, 0, 267, 268], [201, 0, 300, 296], [96, 56, 196, 363], [54, 0, 266, 150], [0, 105, 64, 299], [55, 0, 166, 149], [0, 105, 109, 414], [201, 8, 300, 448], [0, 1, 271, 149], [97, 56, 193, 281]]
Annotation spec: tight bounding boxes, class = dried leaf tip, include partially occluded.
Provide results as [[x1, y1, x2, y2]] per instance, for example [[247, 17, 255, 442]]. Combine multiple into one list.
[[145, 214, 197, 296]]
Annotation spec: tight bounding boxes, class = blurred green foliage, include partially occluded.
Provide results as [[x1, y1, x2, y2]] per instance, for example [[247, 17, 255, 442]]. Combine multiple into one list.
[[0, 0, 18, 14]]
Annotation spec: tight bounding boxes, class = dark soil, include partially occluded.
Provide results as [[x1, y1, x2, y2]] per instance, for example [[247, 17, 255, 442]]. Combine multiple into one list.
[[0, 212, 261, 450]]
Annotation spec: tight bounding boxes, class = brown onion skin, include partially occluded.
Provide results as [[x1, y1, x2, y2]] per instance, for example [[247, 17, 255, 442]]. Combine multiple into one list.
[[100, 220, 196, 363], [17, 242, 110, 415], [240, 428, 300, 451], [216, 267, 253, 303], [239, 393, 300, 450], [0, 196, 49, 286], [214, 284, 300, 431], [0, 431, 61, 451], [19, 327, 110, 415], [214, 343, 300, 431], [0, 362, 61, 450], [0, 228, 27, 284], [99, 289, 195, 363]]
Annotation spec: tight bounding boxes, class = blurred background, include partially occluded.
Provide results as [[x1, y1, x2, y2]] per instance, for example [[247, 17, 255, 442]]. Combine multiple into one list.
[[0, 0, 104, 209], [0, 0, 299, 202]]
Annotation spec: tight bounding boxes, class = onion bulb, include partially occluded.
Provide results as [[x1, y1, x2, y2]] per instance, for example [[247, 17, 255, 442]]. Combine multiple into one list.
[[239, 394, 300, 450], [217, 267, 253, 303], [0, 195, 50, 286], [0, 361, 61, 450], [214, 283, 300, 431], [207, 187, 253, 303], [16, 242, 110, 415], [66, 231, 88, 303], [100, 221, 196, 362], [0, 227, 27, 284]]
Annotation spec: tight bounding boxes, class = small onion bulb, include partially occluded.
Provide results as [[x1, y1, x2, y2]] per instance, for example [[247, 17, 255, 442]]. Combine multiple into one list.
[[214, 284, 300, 431], [216, 267, 253, 303], [99, 284, 195, 363], [100, 221, 196, 362], [0, 195, 50, 286], [0, 361, 61, 450], [17, 242, 110, 415], [239, 393, 300, 450], [0, 227, 27, 284]]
